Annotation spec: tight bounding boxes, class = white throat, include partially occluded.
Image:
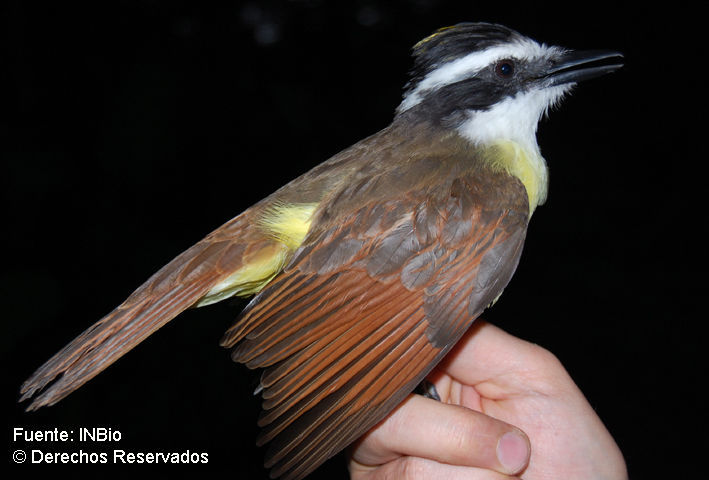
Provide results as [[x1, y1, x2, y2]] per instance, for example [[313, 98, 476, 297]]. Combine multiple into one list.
[[457, 85, 571, 213], [456, 85, 569, 152]]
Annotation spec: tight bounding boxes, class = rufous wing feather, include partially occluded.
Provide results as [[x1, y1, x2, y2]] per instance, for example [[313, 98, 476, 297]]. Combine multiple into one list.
[[221, 170, 529, 480]]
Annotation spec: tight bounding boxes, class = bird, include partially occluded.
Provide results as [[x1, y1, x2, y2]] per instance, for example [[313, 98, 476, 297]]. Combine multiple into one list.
[[19, 22, 622, 480]]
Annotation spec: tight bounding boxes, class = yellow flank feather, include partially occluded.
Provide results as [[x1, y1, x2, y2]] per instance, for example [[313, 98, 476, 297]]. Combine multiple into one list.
[[196, 202, 318, 307], [485, 140, 548, 215], [197, 245, 289, 306], [258, 202, 318, 250]]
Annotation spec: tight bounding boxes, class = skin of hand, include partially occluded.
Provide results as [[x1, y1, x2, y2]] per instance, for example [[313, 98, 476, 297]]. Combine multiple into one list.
[[348, 321, 627, 480]]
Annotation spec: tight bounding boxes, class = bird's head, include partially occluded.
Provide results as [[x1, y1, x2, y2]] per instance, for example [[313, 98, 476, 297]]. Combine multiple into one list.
[[396, 23, 623, 151]]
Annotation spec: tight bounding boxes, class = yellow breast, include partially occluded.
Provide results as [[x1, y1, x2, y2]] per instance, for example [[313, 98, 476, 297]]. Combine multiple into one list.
[[484, 139, 548, 215]]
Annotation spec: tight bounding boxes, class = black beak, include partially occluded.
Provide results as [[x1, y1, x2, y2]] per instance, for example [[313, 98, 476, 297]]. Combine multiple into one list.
[[544, 50, 624, 86]]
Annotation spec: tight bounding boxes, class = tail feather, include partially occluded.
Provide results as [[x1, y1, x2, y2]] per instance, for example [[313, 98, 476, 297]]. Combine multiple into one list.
[[19, 237, 251, 411]]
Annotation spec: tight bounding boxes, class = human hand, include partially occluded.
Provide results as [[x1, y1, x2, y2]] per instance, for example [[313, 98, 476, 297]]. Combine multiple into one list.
[[348, 321, 627, 479]]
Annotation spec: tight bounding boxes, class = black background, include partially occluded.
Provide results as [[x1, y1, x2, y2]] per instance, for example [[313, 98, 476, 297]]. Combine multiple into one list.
[[3, 2, 704, 479]]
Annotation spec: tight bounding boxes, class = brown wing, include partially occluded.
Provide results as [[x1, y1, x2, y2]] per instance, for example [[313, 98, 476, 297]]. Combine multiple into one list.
[[16, 120, 460, 411], [221, 167, 529, 480], [17, 120, 402, 411], [19, 210, 288, 410]]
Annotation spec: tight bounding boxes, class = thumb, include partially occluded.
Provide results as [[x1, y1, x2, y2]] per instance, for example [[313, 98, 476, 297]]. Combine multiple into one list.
[[349, 393, 530, 476]]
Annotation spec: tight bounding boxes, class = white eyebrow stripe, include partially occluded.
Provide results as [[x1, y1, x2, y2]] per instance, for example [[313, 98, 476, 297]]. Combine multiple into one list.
[[398, 39, 561, 113]]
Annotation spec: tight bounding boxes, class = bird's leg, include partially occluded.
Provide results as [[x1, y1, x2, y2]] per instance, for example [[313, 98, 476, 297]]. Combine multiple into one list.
[[415, 379, 441, 401]]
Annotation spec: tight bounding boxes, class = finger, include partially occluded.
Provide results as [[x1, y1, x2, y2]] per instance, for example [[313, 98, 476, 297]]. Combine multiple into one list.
[[350, 455, 522, 480], [437, 320, 564, 393], [350, 393, 530, 475]]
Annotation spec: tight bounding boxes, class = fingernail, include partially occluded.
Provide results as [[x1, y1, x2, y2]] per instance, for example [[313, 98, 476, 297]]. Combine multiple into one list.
[[497, 431, 529, 473]]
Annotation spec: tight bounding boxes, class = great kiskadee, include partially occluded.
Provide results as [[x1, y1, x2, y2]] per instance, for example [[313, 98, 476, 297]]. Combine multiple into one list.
[[20, 23, 622, 479]]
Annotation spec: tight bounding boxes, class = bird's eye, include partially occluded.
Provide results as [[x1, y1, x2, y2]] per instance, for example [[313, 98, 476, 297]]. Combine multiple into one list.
[[495, 59, 515, 78]]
